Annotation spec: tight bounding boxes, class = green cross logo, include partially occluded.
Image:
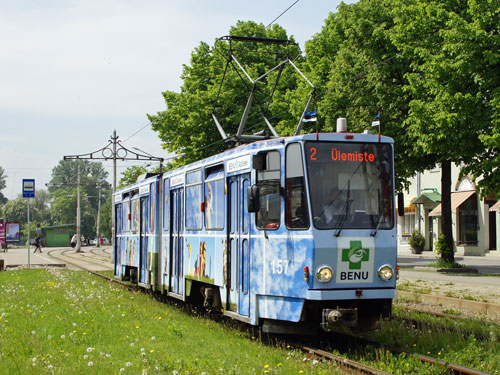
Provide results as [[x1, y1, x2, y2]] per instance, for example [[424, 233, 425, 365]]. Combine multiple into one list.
[[342, 241, 369, 270]]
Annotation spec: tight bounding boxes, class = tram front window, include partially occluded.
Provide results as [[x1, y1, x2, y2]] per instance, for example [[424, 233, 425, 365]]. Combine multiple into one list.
[[305, 142, 394, 230]]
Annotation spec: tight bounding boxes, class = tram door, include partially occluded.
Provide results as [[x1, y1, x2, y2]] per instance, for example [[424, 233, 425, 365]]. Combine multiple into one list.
[[114, 203, 122, 276], [139, 196, 149, 284], [170, 188, 184, 295], [227, 174, 250, 316]]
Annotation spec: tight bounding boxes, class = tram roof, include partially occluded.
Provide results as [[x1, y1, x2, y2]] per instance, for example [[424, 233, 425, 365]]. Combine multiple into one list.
[[114, 131, 394, 196]]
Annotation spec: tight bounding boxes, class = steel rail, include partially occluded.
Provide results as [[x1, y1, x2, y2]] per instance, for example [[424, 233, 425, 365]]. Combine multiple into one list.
[[289, 342, 391, 375], [338, 333, 492, 375]]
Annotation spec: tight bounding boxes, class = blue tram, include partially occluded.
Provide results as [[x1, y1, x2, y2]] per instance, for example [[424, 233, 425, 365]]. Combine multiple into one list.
[[114, 126, 398, 333]]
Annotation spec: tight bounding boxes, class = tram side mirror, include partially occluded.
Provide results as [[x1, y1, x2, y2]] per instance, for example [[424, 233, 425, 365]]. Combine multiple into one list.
[[397, 192, 404, 217], [248, 185, 260, 213]]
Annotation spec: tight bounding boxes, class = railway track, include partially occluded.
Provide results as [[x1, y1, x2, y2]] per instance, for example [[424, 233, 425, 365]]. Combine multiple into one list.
[[45, 252, 494, 375], [394, 306, 499, 343]]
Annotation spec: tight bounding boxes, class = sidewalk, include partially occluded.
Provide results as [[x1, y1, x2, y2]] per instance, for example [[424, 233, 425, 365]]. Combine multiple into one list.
[[0, 246, 67, 268], [0, 245, 113, 271], [399, 249, 500, 259]]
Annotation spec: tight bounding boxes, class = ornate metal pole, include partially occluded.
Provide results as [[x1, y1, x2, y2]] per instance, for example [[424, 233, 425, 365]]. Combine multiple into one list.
[[64, 131, 164, 250]]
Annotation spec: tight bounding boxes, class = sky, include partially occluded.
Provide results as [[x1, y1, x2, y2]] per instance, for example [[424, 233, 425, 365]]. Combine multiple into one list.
[[0, 0, 352, 200]]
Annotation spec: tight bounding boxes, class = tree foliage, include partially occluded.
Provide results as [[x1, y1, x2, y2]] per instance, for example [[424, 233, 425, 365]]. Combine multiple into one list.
[[390, 0, 500, 261], [118, 166, 148, 189], [149, 21, 304, 168], [303, 0, 436, 191], [148, 2, 499, 262], [49, 160, 110, 238], [99, 198, 112, 239]]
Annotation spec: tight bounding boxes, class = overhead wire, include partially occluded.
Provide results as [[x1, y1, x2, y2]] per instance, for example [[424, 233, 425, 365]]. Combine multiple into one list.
[[122, 122, 152, 144], [265, 0, 300, 30]]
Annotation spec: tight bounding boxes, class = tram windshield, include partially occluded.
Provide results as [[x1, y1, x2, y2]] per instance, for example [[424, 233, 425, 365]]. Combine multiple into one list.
[[304, 141, 394, 230]]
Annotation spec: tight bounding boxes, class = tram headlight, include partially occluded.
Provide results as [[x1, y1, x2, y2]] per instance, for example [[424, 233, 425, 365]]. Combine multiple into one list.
[[316, 265, 334, 283], [377, 264, 394, 281]]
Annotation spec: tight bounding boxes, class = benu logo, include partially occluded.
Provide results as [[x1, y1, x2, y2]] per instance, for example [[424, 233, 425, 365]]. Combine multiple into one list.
[[342, 241, 369, 270]]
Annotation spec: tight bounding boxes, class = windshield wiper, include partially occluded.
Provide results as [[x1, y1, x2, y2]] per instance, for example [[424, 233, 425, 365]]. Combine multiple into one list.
[[334, 181, 351, 237], [370, 213, 385, 236]]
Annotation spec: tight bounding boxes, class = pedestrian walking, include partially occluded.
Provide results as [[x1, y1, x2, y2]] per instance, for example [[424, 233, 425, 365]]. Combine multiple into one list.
[[33, 234, 42, 253], [71, 233, 77, 248]]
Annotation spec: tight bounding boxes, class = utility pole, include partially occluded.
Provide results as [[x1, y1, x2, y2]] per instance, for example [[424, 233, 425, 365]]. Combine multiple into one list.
[[76, 163, 82, 252], [27, 198, 30, 268], [96, 185, 101, 248]]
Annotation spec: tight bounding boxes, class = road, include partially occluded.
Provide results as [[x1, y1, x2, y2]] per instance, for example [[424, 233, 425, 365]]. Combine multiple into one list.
[[0, 245, 113, 271]]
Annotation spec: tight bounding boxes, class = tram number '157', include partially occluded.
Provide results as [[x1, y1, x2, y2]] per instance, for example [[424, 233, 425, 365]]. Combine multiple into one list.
[[270, 259, 290, 275]]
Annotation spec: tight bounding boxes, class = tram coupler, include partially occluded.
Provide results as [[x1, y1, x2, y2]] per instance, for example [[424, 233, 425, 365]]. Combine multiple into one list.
[[321, 308, 358, 331]]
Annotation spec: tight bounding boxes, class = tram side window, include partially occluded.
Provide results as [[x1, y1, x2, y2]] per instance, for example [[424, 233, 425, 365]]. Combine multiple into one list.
[[205, 165, 225, 230], [115, 204, 122, 235], [122, 197, 130, 232], [256, 150, 281, 230], [150, 182, 156, 234], [285, 143, 309, 229], [186, 170, 203, 230], [162, 179, 169, 230], [131, 194, 139, 234]]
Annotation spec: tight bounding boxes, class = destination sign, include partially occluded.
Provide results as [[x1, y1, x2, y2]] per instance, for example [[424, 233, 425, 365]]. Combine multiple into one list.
[[306, 143, 376, 163]]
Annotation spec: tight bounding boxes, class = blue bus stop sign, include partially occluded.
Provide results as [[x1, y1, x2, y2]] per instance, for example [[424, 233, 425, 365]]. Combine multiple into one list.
[[22, 179, 35, 198]]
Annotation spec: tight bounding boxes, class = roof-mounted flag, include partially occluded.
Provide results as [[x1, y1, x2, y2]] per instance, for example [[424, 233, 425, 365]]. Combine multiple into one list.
[[371, 113, 380, 127], [304, 110, 317, 122]]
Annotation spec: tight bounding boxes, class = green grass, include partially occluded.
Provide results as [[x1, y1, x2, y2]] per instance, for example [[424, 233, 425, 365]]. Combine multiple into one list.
[[0, 269, 340, 375], [356, 306, 500, 374]]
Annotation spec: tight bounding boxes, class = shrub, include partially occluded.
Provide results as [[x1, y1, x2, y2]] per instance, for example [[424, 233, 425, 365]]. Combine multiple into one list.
[[409, 230, 425, 253]]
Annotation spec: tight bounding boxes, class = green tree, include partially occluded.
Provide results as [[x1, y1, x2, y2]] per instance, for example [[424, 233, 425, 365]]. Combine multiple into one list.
[[0, 166, 7, 205], [390, 0, 498, 262], [49, 160, 110, 238], [3, 197, 37, 224], [32, 189, 52, 224], [99, 198, 112, 239], [118, 166, 148, 189], [301, 0, 436, 192], [2, 196, 46, 238], [50, 188, 93, 237], [149, 21, 302, 168]]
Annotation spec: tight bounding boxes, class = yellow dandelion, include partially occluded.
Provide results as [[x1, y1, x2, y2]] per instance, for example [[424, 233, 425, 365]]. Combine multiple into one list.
[[277, 363, 282, 367], [83, 332, 87, 335], [264, 364, 269, 369], [299, 371, 304, 374], [136, 326, 140, 329], [264, 371, 269, 374], [150, 350, 155, 353], [438, 352, 442, 356]]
